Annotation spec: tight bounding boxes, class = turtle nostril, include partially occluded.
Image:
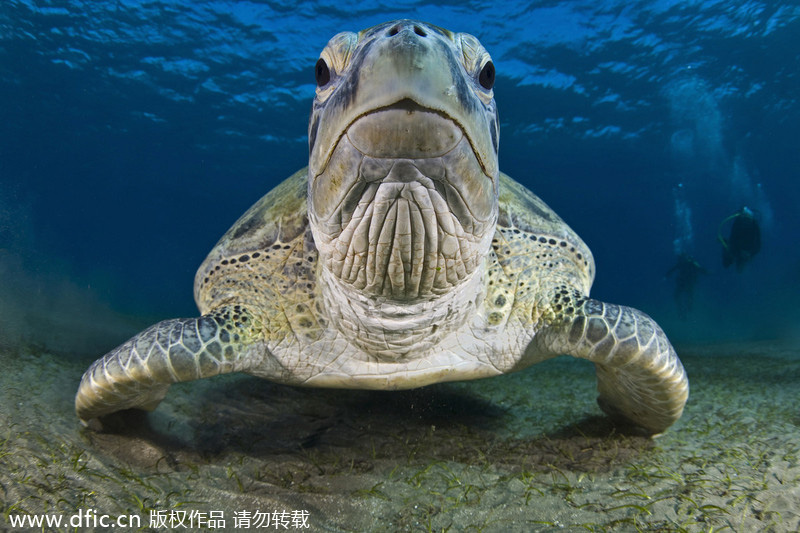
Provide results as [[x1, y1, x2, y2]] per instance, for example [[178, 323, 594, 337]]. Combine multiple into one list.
[[388, 23, 427, 38]]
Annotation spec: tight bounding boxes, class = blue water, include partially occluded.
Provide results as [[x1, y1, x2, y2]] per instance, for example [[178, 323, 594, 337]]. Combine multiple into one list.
[[2, 0, 799, 346]]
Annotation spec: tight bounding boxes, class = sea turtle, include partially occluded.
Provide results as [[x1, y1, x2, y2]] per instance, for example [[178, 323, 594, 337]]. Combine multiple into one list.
[[76, 20, 688, 435]]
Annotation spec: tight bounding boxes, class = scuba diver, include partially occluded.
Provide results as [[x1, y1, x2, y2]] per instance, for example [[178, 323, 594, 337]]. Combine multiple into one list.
[[719, 206, 761, 271], [667, 253, 706, 318]]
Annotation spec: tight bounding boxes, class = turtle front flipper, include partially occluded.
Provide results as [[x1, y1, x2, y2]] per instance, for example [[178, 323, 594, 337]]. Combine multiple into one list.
[[535, 298, 689, 435], [75, 305, 260, 427]]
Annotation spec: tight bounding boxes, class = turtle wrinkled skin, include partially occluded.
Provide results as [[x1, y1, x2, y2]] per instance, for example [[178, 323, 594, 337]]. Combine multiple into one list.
[[76, 20, 688, 435]]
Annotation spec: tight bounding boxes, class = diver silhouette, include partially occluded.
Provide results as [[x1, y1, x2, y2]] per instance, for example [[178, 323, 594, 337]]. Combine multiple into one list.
[[719, 206, 761, 271], [667, 253, 706, 318]]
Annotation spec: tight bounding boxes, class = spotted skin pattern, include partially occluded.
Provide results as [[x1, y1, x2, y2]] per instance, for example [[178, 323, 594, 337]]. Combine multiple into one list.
[[75, 20, 688, 435]]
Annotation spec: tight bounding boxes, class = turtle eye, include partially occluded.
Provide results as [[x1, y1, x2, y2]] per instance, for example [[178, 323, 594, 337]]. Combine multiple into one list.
[[315, 58, 331, 87], [478, 61, 495, 90]]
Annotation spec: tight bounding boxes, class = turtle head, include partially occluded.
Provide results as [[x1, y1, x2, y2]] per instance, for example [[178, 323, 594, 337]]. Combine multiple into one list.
[[307, 20, 500, 301]]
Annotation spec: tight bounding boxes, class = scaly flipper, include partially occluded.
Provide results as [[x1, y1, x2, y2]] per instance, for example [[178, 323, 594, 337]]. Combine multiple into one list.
[[535, 298, 689, 435], [75, 305, 260, 426]]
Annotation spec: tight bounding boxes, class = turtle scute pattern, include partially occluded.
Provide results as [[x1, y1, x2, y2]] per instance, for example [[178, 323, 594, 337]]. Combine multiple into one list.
[[477, 173, 593, 331], [75, 305, 259, 423], [535, 298, 688, 434], [194, 170, 326, 348]]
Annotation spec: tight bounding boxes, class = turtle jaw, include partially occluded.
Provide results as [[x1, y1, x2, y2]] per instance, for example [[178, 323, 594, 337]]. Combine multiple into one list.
[[345, 98, 465, 160], [311, 98, 497, 227], [307, 103, 498, 303]]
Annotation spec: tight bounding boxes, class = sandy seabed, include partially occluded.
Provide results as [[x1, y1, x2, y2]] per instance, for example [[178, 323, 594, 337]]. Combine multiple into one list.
[[1, 337, 798, 532]]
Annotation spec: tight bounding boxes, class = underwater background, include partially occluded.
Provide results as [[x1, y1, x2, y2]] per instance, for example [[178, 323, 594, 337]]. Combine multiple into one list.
[[1, 1, 800, 532], [2, 0, 799, 349]]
